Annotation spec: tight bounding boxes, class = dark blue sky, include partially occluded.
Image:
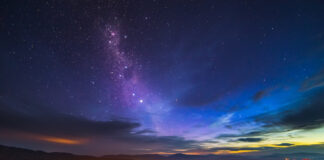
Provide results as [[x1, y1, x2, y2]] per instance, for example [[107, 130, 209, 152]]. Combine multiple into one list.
[[1, 0, 324, 155]]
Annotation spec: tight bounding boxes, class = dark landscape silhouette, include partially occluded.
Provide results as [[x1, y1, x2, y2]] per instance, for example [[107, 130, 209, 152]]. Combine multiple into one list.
[[0, 145, 323, 160]]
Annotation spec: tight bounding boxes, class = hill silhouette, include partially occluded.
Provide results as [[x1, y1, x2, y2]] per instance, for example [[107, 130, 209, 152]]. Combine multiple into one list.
[[1, 144, 323, 160]]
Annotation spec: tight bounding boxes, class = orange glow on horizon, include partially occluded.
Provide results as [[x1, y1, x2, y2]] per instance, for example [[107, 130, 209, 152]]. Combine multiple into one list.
[[37, 136, 86, 145], [0, 130, 87, 145], [183, 152, 204, 155], [150, 152, 175, 155]]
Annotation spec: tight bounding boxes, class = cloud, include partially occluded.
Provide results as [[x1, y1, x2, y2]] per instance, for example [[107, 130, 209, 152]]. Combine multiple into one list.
[[275, 143, 294, 146], [187, 146, 275, 154], [235, 138, 263, 142], [216, 134, 240, 138], [0, 100, 198, 154], [216, 130, 266, 139], [0, 103, 140, 138], [253, 90, 268, 102], [256, 143, 324, 155], [133, 129, 156, 135], [300, 70, 324, 91], [275, 89, 324, 130], [185, 144, 324, 156], [217, 89, 324, 142], [252, 86, 280, 102], [129, 135, 198, 149], [253, 87, 324, 131], [219, 71, 324, 141], [258, 71, 324, 130]]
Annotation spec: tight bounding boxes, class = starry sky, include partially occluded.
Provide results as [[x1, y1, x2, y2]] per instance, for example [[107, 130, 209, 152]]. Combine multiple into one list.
[[1, 0, 324, 156]]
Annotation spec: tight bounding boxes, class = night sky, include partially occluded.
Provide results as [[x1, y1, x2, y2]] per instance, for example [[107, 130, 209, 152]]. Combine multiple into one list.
[[1, 0, 324, 156]]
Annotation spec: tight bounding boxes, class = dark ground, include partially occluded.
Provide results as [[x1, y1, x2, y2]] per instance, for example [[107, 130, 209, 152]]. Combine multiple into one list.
[[0, 144, 323, 160]]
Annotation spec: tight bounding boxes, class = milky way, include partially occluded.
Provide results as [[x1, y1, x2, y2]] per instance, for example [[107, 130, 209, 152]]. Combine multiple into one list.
[[103, 24, 169, 133]]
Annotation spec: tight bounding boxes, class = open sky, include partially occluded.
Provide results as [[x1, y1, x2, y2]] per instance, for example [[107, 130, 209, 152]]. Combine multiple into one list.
[[1, 0, 324, 156]]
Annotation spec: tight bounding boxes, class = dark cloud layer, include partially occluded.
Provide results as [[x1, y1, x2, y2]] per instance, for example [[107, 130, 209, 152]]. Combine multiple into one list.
[[188, 146, 275, 153], [0, 102, 139, 138], [218, 79, 324, 141], [252, 84, 324, 132], [216, 130, 267, 139], [253, 90, 268, 102], [267, 89, 324, 130], [236, 138, 263, 142], [275, 143, 294, 146], [0, 100, 197, 153], [279, 91, 324, 130]]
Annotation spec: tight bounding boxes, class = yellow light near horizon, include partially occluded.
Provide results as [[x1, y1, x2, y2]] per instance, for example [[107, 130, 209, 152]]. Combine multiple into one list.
[[203, 127, 324, 152], [213, 150, 259, 155], [173, 149, 188, 152]]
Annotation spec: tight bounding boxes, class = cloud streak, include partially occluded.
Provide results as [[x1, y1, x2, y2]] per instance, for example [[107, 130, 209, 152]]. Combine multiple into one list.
[[235, 138, 263, 142]]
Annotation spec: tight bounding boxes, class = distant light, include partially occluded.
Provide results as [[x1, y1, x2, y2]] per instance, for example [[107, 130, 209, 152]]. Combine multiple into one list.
[[139, 99, 143, 103], [132, 93, 135, 96]]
